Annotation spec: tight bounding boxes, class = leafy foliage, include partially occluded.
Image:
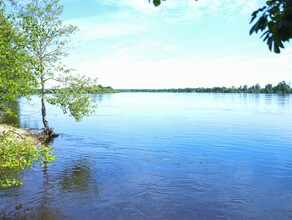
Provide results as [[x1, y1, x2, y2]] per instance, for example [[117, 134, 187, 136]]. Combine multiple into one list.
[[47, 75, 97, 122], [0, 1, 36, 107], [10, 0, 97, 134], [0, 1, 56, 189], [0, 129, 55, 188], [250, 0, 292, 53], [87, 84, 119, 94]]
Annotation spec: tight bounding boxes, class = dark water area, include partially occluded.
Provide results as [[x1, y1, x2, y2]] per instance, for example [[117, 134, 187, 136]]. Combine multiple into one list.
[[1, 93, 292, 219]]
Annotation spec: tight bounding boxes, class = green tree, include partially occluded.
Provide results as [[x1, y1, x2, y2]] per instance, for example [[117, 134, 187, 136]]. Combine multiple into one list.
[[0, 1, 56, 188], [275, 80, 291, 93], [150, 0, 292, 53], [242, 85, 248, 93], [264, 83, 274, 93], [254, 83, 261, 93], [250, 0, 292, 53], [0, 0, 36, 109], [12, 0, 96, 136]]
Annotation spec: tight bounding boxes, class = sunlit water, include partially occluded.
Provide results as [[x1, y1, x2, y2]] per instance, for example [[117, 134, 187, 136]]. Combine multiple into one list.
[[1, 93, 292, 219]]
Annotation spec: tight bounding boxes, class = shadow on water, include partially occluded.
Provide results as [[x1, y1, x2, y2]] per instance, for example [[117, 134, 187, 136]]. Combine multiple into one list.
[[0, 158, 99, 219], [25, 165, 61, 220], [59, 158, 99, 195], [0, 166, 61, 220]]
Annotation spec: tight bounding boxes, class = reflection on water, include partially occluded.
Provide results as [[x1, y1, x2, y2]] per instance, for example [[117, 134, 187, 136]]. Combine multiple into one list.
[[26, 167, 60, 220], [0, 157, 99, 219], [1, 93, 292, 219], [59, 158, 99, 195], [0, 167, 61, 219]]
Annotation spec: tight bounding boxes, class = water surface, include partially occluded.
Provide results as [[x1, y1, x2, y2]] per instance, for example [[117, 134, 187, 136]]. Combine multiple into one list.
[[1, 93, 292, 219]]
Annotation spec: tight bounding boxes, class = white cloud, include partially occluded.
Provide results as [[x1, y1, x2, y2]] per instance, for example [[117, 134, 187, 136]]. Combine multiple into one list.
[[67, 16, 149, 43], [62, 0, 292, 89], [65, 0, 265, 44], [69, 47, 292, 89], [95, 0, 263, 22], [163, 0, 261, 22], [97, 0, 157, 13]]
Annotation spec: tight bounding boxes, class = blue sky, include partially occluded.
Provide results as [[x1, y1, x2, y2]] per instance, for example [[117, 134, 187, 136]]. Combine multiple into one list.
[[60, 0, 292, 89]]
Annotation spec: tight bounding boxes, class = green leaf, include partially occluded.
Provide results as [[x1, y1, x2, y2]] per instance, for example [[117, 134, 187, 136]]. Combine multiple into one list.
[[0, 129, 55, 188], [153, 0, 161, 7], [250, 22, 259, 35], [274, 44, 280, 53], [260, 30, 269, 38], [266, 0, 273, 6], [268, 39, 273, 51], [250, 0, 291, 53]]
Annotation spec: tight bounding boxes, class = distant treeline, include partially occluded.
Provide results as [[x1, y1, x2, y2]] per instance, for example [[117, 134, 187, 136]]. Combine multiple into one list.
[[88, 85, 119, 94], [33, 85, 119, 94], [119, 81, 292, 94]]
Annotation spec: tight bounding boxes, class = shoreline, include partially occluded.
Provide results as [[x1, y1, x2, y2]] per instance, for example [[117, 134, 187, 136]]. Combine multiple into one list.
[[0, 124, 45, 144]]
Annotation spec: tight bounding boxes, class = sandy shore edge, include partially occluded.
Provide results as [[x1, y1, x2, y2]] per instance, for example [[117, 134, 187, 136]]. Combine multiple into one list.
[[0, 124, 45, 145]]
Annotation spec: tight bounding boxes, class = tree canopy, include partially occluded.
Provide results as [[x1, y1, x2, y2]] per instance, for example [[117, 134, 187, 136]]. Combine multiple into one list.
[[149, 0, 292, 53], [0, 1, 36, 106], [9, 0, 97, 135], [250, 0, 292, 53]]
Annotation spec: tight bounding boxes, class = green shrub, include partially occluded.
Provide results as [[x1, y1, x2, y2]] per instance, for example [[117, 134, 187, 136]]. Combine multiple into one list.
[[0, 129, 55, 188]]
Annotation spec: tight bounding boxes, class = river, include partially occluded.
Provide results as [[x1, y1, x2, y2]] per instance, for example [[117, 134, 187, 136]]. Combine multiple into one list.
[[1, 93, 292, 219]]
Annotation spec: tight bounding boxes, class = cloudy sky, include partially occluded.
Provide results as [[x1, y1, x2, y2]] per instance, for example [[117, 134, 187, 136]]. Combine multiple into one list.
[[60, 0, 292, 89]]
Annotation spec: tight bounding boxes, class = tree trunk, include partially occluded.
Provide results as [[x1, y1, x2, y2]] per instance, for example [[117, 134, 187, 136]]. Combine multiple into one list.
[[41, 82, 53, 136]]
